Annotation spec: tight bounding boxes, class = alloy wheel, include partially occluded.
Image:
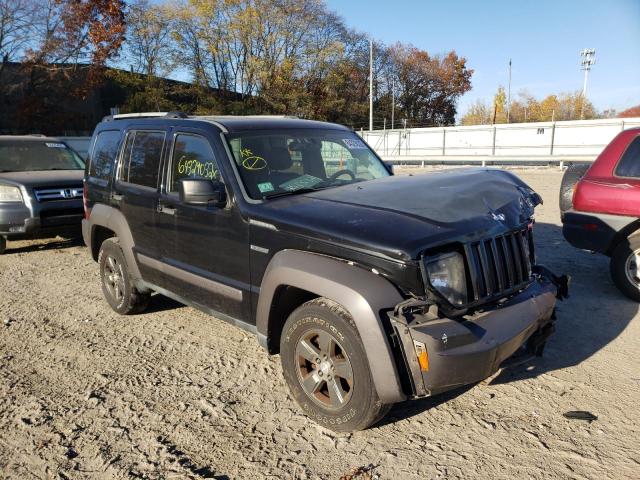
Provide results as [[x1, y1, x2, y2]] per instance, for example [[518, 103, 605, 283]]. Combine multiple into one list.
[[295, 328, 354, 409]]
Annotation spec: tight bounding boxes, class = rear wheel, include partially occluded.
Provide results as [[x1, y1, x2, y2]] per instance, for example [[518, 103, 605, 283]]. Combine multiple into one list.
[[98, 238, 150, 314], [559, 163, 590, 218], [610, 235, 640, 302], [0, 236, 6, 255], [280, 298, 390, 432]]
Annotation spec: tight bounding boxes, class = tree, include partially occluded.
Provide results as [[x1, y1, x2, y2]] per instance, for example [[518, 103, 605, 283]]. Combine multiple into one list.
[[124, 0, 173, 77], [386, 44, 472, 126], [618, 105, 640, 118]]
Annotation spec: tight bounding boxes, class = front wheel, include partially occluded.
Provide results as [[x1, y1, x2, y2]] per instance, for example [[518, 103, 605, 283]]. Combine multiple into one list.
[[0, 236, 6, 255], [280, 298, 390, 432], [610, 235, 640, 302]]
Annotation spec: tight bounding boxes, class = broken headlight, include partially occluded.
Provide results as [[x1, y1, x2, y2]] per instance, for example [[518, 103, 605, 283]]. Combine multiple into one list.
[[425, 252, 467, 306]]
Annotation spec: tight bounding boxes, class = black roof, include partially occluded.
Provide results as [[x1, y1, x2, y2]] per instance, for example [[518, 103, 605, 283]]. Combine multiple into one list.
[[101, 113, 351, 133]]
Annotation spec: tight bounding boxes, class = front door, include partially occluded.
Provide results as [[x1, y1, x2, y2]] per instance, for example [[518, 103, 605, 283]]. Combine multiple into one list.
[[158, 130, 250, 321]]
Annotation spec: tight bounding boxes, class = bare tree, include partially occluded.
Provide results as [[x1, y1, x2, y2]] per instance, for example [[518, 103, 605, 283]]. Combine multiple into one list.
[[125, 0, 173, 77], [0, 0, 35, 69]]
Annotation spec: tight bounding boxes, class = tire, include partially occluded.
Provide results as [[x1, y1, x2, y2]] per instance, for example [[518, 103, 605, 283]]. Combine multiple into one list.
[[559, 163, 590, 217], [280, 297, 390, 432], [98, 238, 150, 314], [610, 235, 640, 302], [0, 236, 6, 255]]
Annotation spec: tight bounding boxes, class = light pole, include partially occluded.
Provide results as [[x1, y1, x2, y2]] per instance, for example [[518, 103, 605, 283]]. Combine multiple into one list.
[[580, 49, 596, 119], [369, 38, 373, 131], [507, 59, 512, 123], [391, 77, 395, 130]]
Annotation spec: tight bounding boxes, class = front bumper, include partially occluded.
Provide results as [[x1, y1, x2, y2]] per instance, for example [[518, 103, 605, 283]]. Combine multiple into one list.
[[0, 200, 83, 238], [390, 269, 566, 397]]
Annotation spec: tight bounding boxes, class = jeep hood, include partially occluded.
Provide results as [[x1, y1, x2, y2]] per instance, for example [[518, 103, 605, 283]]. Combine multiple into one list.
[[255, 168, 541, 261]]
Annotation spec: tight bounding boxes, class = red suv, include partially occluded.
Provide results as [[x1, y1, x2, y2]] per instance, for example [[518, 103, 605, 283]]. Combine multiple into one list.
[[562, 127, 640, 301]]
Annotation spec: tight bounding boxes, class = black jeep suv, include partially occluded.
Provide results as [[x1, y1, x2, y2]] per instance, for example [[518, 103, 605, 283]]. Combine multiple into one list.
[[0, 135, 85, 254], [82, 112, 567, 432]]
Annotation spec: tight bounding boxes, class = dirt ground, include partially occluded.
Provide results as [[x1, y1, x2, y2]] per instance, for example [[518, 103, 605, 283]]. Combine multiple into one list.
[[1, 168, 638, 480]]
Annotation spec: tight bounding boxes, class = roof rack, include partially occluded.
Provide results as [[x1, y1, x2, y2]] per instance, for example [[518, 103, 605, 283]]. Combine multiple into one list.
[[102, 111, 189, 122]]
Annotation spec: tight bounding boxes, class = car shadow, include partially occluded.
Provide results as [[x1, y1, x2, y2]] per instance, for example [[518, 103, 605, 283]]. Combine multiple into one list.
[[377, 385, 476, 427], [490, 221, 638, 385], [4, 232, 84, 254], [145, 293, 187, 314]]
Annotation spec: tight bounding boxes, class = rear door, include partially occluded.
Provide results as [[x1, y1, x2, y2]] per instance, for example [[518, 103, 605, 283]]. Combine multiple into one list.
[[158, 129, 251, 320], [113, 128, 168, 287]]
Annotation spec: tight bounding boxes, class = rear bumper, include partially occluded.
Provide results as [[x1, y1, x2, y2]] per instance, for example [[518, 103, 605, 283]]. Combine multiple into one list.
[[562, 209, 637, 255], [391, 269, 565, 397], [0, 200, 83, 238]]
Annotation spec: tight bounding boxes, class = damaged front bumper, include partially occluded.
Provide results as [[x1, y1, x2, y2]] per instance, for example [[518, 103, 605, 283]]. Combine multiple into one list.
[[389, 267, 568, 398]]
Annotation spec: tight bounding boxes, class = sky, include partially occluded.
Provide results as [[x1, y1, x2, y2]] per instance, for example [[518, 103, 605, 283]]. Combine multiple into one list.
[[324, 0, 640, 116]]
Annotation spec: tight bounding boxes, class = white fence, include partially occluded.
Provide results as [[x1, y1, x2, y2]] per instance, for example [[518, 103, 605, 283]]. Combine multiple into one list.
[[360, 117, 640, 165]]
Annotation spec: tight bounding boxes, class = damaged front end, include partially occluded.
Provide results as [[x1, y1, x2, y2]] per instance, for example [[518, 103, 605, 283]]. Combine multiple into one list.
[[386, 175, 569, 399], [389, 266, 568, 398]]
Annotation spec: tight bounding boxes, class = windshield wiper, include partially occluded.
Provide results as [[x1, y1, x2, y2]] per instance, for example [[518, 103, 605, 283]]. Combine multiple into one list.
[[263, 187, 323, 200]]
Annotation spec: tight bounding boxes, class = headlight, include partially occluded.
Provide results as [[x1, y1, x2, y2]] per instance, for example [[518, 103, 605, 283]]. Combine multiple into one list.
[[425, 252, 467, 306], [0, 185, 23, 203]]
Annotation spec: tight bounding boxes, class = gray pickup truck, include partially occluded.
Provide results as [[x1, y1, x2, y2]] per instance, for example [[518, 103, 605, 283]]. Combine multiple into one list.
[[0, 135, 85, 254]]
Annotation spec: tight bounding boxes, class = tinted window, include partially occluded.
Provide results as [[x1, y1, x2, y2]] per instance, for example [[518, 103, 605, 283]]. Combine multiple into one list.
[[90, 130, 121, 179], [169, 134, 220, 193], [0, 141, 84, 173], [615, 136, 640, 178], [121, 131, 165, 188]]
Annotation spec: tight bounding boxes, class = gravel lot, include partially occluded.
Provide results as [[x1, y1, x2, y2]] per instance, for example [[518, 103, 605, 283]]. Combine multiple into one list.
[[1, 168, 638, 479]]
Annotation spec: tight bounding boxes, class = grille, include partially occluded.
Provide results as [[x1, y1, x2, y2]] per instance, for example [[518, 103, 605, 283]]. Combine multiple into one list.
[[464, 229, 533, 303], [33, 186, 83, 202]]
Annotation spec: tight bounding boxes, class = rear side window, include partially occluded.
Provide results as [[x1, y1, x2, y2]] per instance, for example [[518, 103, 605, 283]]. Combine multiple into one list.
[[120, 131, 165, 188], [90, 130, 121, 179], [615, 136, 640, 178], [168, 134, 220, 193]]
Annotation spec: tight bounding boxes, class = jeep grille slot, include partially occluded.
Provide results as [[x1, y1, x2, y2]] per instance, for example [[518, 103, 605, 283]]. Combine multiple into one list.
[[33, 186, 83, 202], [466, 229, 532, 303]]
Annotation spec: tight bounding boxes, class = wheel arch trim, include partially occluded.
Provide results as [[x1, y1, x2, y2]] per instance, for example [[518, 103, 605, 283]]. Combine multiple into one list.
[[87, 204, 141, 278], [256, 249, 407, 403]]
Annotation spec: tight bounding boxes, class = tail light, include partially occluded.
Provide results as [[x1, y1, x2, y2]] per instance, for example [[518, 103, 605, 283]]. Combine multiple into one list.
[[83, 182, 90, 219]]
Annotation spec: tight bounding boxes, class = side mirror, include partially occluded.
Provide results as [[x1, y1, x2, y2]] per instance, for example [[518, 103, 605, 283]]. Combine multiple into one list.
[[384, 161, 394, 174], [179, 178, 227, 208]]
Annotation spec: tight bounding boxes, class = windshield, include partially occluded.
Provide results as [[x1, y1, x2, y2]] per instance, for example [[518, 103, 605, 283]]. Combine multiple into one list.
[[0, 141, 85, 172], [226, 129, 390, 199]]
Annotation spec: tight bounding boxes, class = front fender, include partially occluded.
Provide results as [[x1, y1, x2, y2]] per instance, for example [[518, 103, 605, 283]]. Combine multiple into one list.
[[256, 249, 407, 404]]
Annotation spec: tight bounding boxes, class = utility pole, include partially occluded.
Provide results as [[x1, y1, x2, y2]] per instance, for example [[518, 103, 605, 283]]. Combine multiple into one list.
[[391, 77, 395, 130], [369, 38, 373, 131], [507, 58, 512, 123], [580, 49, 596, 119]]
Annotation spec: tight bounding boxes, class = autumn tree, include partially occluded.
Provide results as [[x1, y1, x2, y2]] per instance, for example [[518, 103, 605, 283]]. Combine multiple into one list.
[[618, 105, 640, 118], [463, 89, 598, 125], [124, 0, 173, 77]]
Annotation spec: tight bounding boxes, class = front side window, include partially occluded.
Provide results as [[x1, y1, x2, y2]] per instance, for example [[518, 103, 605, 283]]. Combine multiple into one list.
[[226, 129, 389, 199], [615, 136, 640, 178], [120, 131, 165, 188], [168, 134, 220, 193]]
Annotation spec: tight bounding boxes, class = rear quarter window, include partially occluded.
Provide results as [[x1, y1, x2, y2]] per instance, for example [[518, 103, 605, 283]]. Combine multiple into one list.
[[119, 131, 165, 188], [615, 136, 640, 178], [89, 130, 121, 180]]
